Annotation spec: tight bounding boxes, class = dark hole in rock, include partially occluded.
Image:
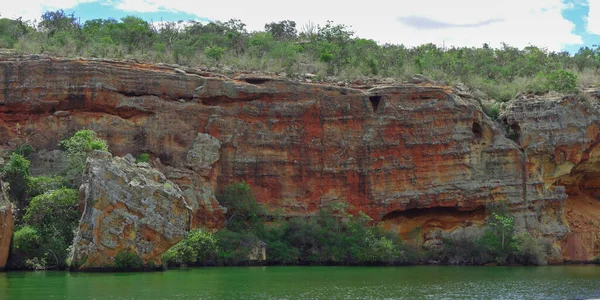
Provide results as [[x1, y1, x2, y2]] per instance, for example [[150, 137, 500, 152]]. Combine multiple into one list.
[[369, 96, 382, 112], [507, 123, 521, 142], [472, 122, 483, 140], [244, 78, 270, 85]]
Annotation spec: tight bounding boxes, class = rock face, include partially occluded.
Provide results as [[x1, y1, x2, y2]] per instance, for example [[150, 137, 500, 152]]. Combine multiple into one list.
[[70, 151, 192, 270], [502, 94, 600, 261], [0, 55, 599, 261], [0, 177, 13, 270]]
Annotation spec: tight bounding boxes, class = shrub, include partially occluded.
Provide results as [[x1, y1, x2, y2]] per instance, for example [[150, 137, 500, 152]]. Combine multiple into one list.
[[10, 225, 42, 268], [162, 229, 218, 267], [205, 46, 224, 61], [26, 176, 67, 198], [59, 130, 108, 182], [114, 250, 143, 271], [511, 231, 546, 265], [218, 182, 267, 233], [13, 144, 34, 157], [215, 229, 262, 265], [1, 153, 30, 207], [135, 153, 150, 163], [546, 69, 578, 93], [20, 188, 79, 269]]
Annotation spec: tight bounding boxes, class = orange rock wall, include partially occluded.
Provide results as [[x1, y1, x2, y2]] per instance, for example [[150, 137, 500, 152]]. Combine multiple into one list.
[[1, 56, 595, 261]]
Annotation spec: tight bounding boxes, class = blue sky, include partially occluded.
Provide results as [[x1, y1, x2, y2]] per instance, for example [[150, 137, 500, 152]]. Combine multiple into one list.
[[3, 0, 599, 53]]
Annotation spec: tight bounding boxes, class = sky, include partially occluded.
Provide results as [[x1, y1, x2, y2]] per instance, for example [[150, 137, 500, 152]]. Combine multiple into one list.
[[1, 0, 600, 53]]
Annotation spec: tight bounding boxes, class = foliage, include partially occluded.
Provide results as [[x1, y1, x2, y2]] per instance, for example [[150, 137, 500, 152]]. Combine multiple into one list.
[[7, 10, 599, 101], [205, 46, 224, 62], [214, 229, 263, 265], [10, 225, 42, 269], [1, 153, 30, 207], [162, 229, 218, 267], [59, 129, 108, 182], [545, 69, 578, 93], [433, 207, 547, 266], [113, 250, 143, 271], [26, 175, 67, 198], [23, 188, 79, 237], [14, 188, 80, 269], [511, 231, 546, 265], [135, 153, 150, 164], [218, 182, 267, 232]]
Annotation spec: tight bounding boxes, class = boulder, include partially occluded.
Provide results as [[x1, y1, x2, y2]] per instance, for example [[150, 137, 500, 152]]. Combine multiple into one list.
[[70, 151, 192, 270]]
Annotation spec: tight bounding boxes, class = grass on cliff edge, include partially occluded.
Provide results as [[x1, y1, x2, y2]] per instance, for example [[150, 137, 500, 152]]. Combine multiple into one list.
[[1, 11, 598, 103]]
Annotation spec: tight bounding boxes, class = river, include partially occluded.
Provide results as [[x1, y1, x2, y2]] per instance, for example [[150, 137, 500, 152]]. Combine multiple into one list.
[[1, 266, 599, 299]]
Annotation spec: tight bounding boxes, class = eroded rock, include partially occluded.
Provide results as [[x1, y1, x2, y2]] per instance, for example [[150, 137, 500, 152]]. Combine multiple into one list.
[[70, 151, 192, 270], [0, 177, 13, 270]]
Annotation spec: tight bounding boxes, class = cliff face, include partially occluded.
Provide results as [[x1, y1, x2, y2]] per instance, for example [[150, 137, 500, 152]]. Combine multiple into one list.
[[0, 56, 598, 261]]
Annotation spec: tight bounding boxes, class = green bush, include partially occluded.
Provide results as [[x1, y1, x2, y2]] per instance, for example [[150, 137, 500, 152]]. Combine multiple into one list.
[[10, 225, 42, 269], [59, 130, 108, 182], [19, 188, 79, 269], [511, 231, 546, 265], [26, 176, 67, 198], [205, 46, 224, 61], [113, 250, 143, 271], [162, 229, 218, 267], [135, 153, 150, 163], [215, 229, 262, 265], [218, 182, 267, 233], [546, 69, 578, 93], [1, 153, 30, 207]]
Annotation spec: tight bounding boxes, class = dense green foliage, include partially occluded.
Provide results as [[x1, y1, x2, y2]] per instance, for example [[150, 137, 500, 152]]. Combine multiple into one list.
[[5, 130, 107, 270], [433, 208, 547, 265], [26, 175, 68, 198], [1, 10, 597, 103], [113, 250, 144, 271], [135, 153, 150, 163], [1, 153, 31, 208], [59, 129, 108, 182], [164, 183, 416, 267], [10, 188, 79, 269]]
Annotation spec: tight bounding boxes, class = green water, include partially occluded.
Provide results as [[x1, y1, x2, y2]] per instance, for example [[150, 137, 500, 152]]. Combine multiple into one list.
[[1, 266, 599, 299]]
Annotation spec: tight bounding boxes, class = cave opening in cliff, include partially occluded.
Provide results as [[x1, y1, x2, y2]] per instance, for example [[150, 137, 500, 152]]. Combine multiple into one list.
[[381, 207, 486, 240], [472, 122, 483, 140], [369, 96, 382, 112]]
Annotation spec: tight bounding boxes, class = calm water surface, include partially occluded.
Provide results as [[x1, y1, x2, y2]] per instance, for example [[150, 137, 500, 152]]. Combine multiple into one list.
[[1, 266, 599, 299]]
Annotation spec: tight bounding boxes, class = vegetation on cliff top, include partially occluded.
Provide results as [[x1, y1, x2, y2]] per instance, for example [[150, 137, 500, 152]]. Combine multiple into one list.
[[0, 10, 595, 103]]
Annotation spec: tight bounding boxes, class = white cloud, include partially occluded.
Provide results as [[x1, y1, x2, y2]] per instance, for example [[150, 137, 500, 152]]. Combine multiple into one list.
[[114, 0, 583, 51], [1, 0, 96, 21], [588, 0, 600, 34], [3, 0, 584, 51]]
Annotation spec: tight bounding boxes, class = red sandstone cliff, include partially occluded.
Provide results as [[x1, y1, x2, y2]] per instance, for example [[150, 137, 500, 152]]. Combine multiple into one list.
[[0, 55, 597, 262]]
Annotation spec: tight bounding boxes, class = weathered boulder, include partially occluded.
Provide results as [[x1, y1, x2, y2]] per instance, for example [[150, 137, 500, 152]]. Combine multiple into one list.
[[70, 151, 192, 270], [0, 177, 13, 270]]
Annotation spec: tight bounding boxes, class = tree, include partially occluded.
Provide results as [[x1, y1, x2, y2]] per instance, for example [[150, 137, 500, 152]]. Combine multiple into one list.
[[1, 153, 30, 208], [59, 130, 108, 183], [39, 10, 79, 36], [265, 20, 297, 40]]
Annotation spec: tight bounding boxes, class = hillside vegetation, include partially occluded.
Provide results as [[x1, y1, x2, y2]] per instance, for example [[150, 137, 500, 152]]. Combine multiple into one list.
[[1, 10, 598, 104]]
